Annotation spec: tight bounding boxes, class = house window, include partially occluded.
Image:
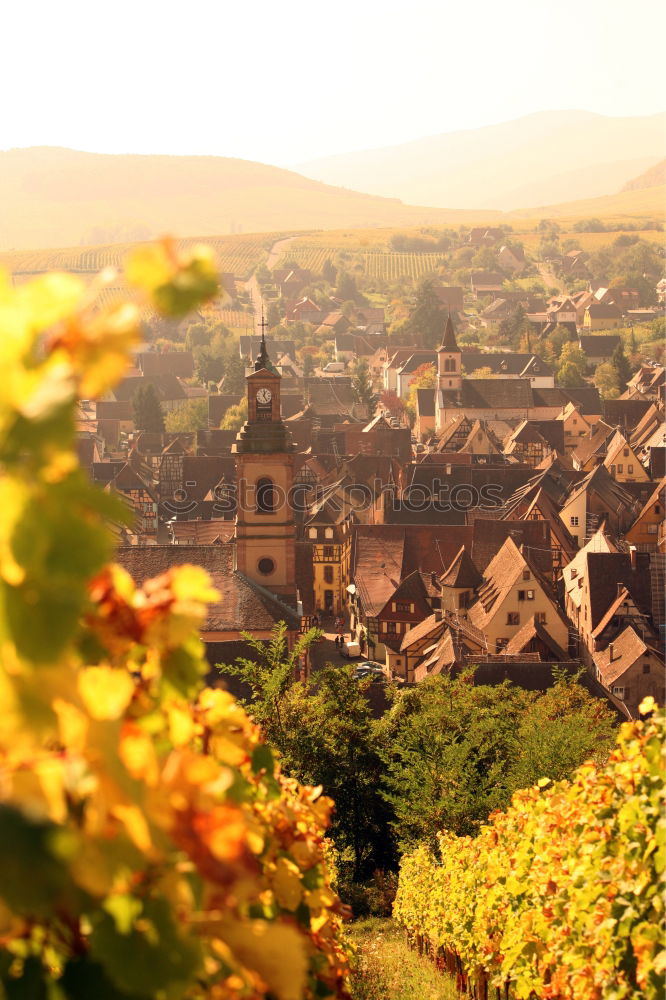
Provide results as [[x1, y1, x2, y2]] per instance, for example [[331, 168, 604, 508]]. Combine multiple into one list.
[[323, 545, 335, 559], [387, 621, 397, 634], [522, 569, 531, 580], [617, 464, 623, 473], [647, 524, 658, 534], [643, 662, 651, 674], [518, 590, 535, 601], [395, 601, 413, 613], [323, 565, 334, 584], [459, 591, 470, 609], [623, 448, 629, 457], [325, 528, 334, 539], [507, 612, 520, 625], [612, 686, 624, 698], [570, 516, 579, 527], [536, 612, 547, 624], [628, 465, 633, 474], [308, 528, 317, 539], [496, 638, 508, 652]]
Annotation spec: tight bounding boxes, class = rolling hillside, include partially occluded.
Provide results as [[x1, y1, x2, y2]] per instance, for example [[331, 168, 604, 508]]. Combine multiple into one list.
[[621, 159, 666, 191], [510, 182, 665, 222], [0, 147, 502, 252], [297, 110, 666, 211]]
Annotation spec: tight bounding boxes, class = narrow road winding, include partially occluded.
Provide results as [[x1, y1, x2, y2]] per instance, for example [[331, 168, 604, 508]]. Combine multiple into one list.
[[245, 235, 300, 334]]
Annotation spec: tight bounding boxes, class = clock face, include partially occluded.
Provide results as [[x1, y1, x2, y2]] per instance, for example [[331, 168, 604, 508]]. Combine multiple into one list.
[[256, 388, 272, 405]]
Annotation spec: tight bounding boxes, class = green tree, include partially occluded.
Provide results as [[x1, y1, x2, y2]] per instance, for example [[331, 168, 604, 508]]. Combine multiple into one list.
[[406, 279, 447, 349], [164, 397, 208, 432], [504, 670, 616, 791], [220, 644, 395, 883], [611, 342, 632, 389], [377, 672, 616, 851], [217, 622, 320, 749], [404, 363, 437, 422], [185, 321, 209, 350], [132, 382, 165, 433], [302, 353, 315, 377], [219, 397, 248, 430], [221, 353, 246, 395], [351, 359, 378, 417], [556, 342, 588, 387], [266, 300, 282, 328], [594, 360, 621, 399], [336, 270, 361, 303], [322, 258, 337, 284], [196, 350, 224, 384]]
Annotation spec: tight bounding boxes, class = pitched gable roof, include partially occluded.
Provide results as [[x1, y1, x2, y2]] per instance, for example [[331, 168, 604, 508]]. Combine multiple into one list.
[[440, 546, 482, 589], [593, 625, 656, 687]]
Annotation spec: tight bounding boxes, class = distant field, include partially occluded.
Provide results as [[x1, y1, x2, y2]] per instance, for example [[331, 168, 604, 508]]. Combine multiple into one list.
[[0, 233, 275, 281], [276, 244, 446, 279], [520, 228, 664, 250]]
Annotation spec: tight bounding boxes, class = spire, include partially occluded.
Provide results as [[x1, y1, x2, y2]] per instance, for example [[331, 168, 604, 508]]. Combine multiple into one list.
[[254, 310, 272, 371], [438, 312, 460, 353], [440, 545, 482, 590]]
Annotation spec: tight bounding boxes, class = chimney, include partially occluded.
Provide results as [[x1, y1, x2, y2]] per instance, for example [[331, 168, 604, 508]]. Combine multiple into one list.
[[434, 609, 443, 622], [608, 643, 614, 662], [431, 571, 438, 588], [629, 545, 637, 570], [617, 582, 625, 599]]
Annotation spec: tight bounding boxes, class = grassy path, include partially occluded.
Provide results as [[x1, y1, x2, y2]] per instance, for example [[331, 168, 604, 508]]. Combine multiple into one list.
[[348, 919, 458, 1000]]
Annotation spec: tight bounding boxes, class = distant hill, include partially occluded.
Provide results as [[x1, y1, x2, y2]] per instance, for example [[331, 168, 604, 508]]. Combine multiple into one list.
[[0, 147, 503, 251], [621, 159, 666, 191], [297, 111, 666, 211], [510, 182, 666, 222]]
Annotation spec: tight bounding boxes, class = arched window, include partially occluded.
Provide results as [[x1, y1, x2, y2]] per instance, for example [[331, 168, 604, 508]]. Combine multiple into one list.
[[256, 477, 275, 514]]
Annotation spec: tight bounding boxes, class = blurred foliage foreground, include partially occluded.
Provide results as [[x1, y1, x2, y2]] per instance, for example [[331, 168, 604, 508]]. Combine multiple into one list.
[[0, 241, 351, 1000]]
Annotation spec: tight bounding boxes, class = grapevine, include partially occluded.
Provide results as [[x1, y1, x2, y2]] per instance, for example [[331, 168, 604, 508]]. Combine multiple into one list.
[[0, 241, 351, 999], [394, 704, 665, 1000]]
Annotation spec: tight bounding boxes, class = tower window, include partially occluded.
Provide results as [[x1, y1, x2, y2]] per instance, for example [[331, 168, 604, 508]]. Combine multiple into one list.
[[257, 557, 275, 576], [256, 477, 275, 514]]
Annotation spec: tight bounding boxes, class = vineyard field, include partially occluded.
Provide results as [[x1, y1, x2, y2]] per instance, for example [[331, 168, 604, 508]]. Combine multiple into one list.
[[0, 233, 274, 280], [276, 246, 445, 280]]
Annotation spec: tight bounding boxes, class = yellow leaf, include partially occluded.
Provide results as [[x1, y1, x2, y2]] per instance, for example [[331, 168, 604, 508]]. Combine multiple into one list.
[[170, 565, 220, 607], [112, 803, 152, 852], [53, 697, 88, 751], [78, 666, 135, 720], [221, 919, 307, 1000], [125, 242, 174, 292], [168, 704, 196, 748], [273, 857, 302, 911]]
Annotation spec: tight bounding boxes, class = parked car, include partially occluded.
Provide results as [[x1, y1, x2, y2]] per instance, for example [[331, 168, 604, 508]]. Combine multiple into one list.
[[353, 662, 386, 681], [341, 640, 361, 658]]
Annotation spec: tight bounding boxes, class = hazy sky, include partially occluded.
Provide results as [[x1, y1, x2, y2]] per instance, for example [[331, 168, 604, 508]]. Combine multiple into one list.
[[3, 0, 664, 166]]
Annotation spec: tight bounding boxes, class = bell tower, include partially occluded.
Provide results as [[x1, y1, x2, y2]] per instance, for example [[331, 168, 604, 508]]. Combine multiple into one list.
[[437, 314, 462, 392], [232, 324, 296, 599]]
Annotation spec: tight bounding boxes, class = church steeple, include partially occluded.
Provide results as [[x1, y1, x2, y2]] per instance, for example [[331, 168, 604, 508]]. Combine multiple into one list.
[[254, 311, 274, 372], [436, 312, 462, 391], [438, 313, 460, 354], [232, 332, 296, 598]]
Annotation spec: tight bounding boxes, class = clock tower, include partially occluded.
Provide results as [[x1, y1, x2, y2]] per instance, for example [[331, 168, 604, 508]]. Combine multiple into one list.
[[232, 331, 297, 599]]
